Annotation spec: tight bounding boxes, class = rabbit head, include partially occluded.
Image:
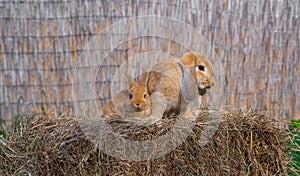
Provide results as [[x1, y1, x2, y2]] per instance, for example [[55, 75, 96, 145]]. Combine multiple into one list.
[[180, 52, 215, 95], [103, 72, 150, 118], [125, 72, 150, 112]]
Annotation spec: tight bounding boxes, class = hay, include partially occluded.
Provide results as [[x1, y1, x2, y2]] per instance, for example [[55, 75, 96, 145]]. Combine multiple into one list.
[[0, 109, 292, 175]]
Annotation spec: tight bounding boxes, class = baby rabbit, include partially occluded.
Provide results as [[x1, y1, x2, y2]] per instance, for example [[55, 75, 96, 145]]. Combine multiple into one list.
[[103, 72, 151, 118], [145, 51, 215, 119]]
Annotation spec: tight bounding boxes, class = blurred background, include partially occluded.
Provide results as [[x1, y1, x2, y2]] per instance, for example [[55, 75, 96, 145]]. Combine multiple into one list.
[[0, 0, 299, 128]]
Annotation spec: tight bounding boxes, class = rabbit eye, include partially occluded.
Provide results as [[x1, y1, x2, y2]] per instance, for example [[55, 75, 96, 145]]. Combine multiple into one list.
[[143, 93, 147, 99], [197, 65, 205, 71], [128, 93, 133, 100]]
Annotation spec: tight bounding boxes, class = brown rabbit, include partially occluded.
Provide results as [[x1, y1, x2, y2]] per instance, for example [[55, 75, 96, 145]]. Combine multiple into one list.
[[103, 72, 151, 118], [145, 51, 215, 119]]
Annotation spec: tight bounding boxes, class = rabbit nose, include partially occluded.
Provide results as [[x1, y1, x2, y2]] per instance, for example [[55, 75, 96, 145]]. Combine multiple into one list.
[[207, 82, 214, 89], [135, 104, 140, 108]]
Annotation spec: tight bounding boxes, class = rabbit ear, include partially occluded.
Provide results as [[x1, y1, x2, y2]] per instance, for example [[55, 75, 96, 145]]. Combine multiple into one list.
[[124, 72, 136, 88], [138, 72, 148, 86], [178, 62, 198, 102], [180, 51, 197, 67]]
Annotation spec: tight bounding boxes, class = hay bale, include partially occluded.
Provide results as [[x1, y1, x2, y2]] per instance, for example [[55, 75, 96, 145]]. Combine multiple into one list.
[[0, 109, 291, 175]]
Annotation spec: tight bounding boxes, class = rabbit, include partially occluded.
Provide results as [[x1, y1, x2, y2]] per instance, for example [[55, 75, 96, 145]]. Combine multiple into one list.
[[103, 72, 151, 118], [145, 51, 215, 120]]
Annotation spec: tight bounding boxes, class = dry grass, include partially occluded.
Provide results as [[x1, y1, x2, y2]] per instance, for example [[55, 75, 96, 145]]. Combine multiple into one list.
[[0, 108, 292, 175]]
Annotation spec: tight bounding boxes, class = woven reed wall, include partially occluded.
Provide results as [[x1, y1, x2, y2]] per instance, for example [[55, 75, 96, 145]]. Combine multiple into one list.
[[0, 0, 299, 124]]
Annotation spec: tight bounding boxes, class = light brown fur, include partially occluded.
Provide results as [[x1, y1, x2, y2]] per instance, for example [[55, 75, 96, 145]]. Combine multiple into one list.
[[145, 51, 215, 118], [103, 73, 151, 118], [180, 52, 215, 89]]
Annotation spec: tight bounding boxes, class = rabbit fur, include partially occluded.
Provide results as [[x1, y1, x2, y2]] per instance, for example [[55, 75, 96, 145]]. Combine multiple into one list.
[[103, 72, 151, 118], [144, 51, 215, 120]]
